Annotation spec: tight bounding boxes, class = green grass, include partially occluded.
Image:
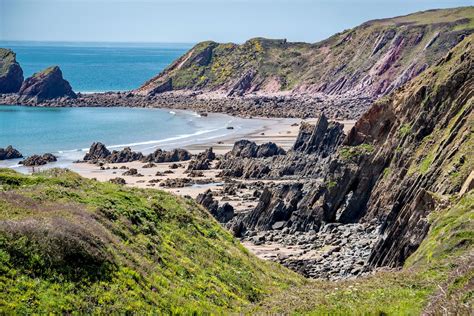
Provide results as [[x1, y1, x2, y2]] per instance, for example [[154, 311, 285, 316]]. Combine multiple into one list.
[[0, 169, 472, 314], [0, 48, 16, 76], [399, 123, 412, 137], [32, 66, 58, 78], [0, 168, 303, 314], [405, 192, 474, 266], [339, 143, 375, 161], [387, 7, 474, 29]]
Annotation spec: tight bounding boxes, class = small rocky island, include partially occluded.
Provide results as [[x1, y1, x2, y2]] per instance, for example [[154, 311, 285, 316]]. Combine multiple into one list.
[[0, 146, 23, 160], [18, 66, 77, 102]]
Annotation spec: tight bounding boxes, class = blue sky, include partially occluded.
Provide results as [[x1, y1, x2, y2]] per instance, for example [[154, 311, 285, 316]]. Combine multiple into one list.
[[1, 0, 472, 43]]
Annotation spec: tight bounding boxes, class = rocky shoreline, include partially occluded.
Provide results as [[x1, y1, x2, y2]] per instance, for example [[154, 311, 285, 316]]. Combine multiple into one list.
[[0, 91, 373, 120], [58, 114, 387, 281]]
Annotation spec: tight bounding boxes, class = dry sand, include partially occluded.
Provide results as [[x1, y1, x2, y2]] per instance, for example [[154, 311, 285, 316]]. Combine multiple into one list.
[[72, 116, 355, 203]]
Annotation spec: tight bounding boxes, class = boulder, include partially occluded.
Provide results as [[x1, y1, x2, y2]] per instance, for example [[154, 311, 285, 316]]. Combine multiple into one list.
[[108, 147, 143, 163], [196, 189, 234, 223], [0, 145, 23, 160], [20, 153, 57, 166], [142, 148, 191, 163], [0, 48, 24, 93], [109, 177, 126, 185], [122, 168, 143, 176], [83, 142, 111, 162], [226, 140, 285, 159], [19, 66, 77, 101]]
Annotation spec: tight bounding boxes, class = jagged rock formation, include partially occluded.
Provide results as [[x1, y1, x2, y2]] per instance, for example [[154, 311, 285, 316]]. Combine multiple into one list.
[[82, 142, 192, 165], [108, 147, 143, 163], [83, 142, 111, 162], [19, 66, 76, 101], [83, 143, 143, 164], [231, 34, 473, 269], [0, 146, 23, 160], [0, 49, 23, 93], [225, 140, 286, 159], [293, 115, 345, 156], [196, 189, 235, 223], [20, 153, 57, 166], [187, 147, 215, 171], [218, 115, 344, 179], [143, 148, 191, 163], [137, 7, 473, 100]]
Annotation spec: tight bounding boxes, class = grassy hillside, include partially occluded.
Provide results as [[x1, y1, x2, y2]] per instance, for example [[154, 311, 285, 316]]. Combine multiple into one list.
[[138, 7, 473, 97], [1, 169, 470, 314], [0, 168, 303, 313]]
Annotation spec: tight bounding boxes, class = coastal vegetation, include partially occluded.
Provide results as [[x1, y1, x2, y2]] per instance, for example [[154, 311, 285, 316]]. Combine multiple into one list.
[[0, 169, 471, 313], [0, 168, 302, 313]]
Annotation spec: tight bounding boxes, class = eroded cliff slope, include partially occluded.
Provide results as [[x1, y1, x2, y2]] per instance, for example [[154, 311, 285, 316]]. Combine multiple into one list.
[[137, 7, 473, 99], [222, 33, 472, 273]]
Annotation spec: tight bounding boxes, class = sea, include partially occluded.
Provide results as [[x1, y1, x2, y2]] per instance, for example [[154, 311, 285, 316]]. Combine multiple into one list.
[[0, 42, 265, 170]]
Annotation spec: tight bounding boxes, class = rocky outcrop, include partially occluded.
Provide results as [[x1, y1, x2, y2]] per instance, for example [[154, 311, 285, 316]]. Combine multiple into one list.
[[229, 34, 473, 271], [187, 147, 215, 171], [227, 70, 257, 97], [0, 49, 23, 93], [196, 189, 235, 223], [0, 146, 23, 160], [83, 142, 111, 162], [218, 116, 345, 180], [82, 143, 192, 165], [293, 114, 345, 157], [82, 143, 142, 164], [225, 140, 286, 159], [142, 148, 191, 163], [19, 66, 76, 101], [108, 147, 143, 163], [237, 183, 304, 234], [20, 153, 57, 166]]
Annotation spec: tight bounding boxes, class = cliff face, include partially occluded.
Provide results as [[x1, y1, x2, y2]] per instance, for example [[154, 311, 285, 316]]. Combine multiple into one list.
[[311, 34, 473, 266], [0, 48, 24, 93], [228, 34, 472, 269], [19, 66, 77, 101], [137, 7, 473, 98]]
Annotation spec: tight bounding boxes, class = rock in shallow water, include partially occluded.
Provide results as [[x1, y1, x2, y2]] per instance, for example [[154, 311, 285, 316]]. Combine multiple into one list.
[[0, 145, 23, 160], [20, 153, 57, 166]]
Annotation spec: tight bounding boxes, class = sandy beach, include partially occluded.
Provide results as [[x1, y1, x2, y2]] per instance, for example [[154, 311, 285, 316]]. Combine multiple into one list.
[[71, 116, 355, 211]]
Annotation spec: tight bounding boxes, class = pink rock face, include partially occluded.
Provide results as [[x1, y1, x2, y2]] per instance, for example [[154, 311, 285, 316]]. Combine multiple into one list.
[[19, 66, 76, 101]]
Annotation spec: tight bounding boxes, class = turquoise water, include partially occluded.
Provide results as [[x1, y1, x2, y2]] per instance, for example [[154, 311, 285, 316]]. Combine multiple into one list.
[[0, 41, 193, 92], [0, 106, 261, 159], [0, 43, 266, 171]]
